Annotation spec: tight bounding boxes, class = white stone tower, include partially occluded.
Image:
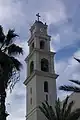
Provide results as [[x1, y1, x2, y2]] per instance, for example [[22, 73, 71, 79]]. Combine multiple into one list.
[[24, 13, 58, 120]]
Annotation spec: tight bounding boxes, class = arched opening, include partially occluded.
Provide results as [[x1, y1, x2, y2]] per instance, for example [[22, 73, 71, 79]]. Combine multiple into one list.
[[32, 42, 34, 49], [40, 41, 45, 49], [30, 42, 34, 52], [30, 97, 32, 105], [30, 87, 32, 94], [41, 58, 49, 72], [44, 81, 48, 92], [30, 61, 34, 74], [31, 42, 34, 52], [45, 94, 48, 101]]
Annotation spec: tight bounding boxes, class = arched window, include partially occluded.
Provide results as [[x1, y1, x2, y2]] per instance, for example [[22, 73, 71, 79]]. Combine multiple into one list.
[[30, 61, 34, 74], [30, 97, 32, 105], [44, 81, 48, 92], [31, 42, 34, 52], [30, 42, 34, 52], [46, 94, 48, 101], [32, 42, 34, 49], [40, 41, 45, 49], [30, 87, 32, 94], [41, 58, 49, 72]]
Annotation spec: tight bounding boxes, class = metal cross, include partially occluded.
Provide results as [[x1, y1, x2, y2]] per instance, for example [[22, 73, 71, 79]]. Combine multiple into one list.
[[36, 13, 41, 21]]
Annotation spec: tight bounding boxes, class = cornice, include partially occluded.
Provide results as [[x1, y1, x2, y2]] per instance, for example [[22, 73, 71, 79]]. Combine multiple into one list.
[[24, 70, 59, 86], [28, 33, 51, 46], [25, 48, 56, 62], [26, 106, 39, 119]]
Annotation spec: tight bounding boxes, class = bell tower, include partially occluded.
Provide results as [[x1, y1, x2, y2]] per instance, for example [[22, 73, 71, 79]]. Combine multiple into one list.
[[24, 14, 58, 120]]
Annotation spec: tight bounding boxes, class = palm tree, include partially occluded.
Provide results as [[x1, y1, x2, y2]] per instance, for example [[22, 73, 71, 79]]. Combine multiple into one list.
[[39, 96, 80, 120], [59, 58, 80, 93], [0, 25, 23, 120]]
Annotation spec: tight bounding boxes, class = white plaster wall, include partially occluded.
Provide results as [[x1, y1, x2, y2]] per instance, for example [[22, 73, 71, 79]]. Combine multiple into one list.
[[25, 20, 56, 120], [27, 50, 55, 77], [36, 75, 57, 108], [26, 74, 56, 120], [26, 75, 37, 115]]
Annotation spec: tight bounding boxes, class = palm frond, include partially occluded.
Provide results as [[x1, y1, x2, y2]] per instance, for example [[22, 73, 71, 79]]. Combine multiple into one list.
[[66, 108, 80, 120], [9, 56, 22, 71], [6, 29, 18, 46], [0, 51, 22, 71], [69, 80, 80, 86], [0, 52, 22, 86], [45, 101, 56, 120], [39, 102, 51, 120], [74, 57, 80, 63], [0, 25, 5, 44], [49, 106, 56, 120], [64, 100, 74, 118], [61, 96, 69, 116], [8, 44, 23, 55], [39, 101, 56, 120], [42, 102, 52, 120], [39, 106, 50, 120], [39, 106, 48, 118], [55, 98, 61, 120], [45, 101, 52, 117], [0, 62, 13, 89], [59, 85, 80, 92], [39, 96, 80, 120], [0, 26, 23, 120]]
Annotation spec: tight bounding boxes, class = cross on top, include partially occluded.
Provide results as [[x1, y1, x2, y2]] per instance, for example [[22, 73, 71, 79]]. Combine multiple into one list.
[[36, 13, 41, 21]]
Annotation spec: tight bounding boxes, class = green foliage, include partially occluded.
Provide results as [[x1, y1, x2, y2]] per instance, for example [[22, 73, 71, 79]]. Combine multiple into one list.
[[0, 25, 23, 120], [59, 58, 80, 93], [39, 96, 80, 120], [0, 25, 23, 93]]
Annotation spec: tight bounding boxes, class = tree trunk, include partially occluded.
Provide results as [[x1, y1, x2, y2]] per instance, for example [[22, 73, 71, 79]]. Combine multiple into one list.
[[0, 83, 7, 120]]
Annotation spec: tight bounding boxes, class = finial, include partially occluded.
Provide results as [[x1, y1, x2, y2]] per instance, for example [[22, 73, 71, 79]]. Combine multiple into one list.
[[36, 13, 41, 21]]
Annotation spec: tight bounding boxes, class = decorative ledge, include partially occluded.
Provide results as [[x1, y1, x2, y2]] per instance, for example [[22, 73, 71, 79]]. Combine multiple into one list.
[[24, 70, 59, 85], [25, 48, 56, 62]]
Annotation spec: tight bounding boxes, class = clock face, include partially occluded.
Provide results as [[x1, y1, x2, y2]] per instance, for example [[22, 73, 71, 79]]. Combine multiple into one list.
[[40, 28, 44, 32]]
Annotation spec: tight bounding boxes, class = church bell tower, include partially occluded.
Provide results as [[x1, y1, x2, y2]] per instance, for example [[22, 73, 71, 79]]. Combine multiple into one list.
[[24, 13, 58, 120]]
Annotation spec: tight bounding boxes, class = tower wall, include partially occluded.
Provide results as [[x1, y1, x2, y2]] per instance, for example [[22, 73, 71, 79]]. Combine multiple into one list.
[[24, 18, 58, 120]]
